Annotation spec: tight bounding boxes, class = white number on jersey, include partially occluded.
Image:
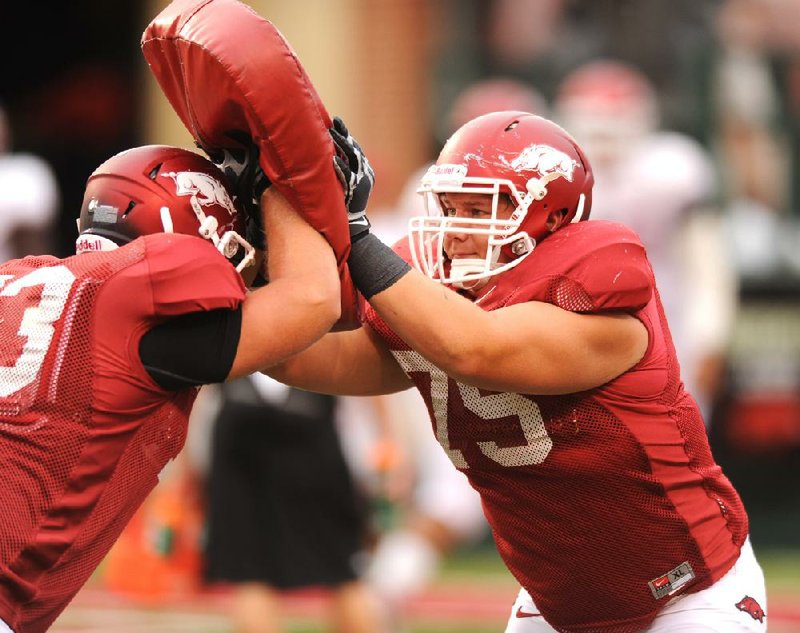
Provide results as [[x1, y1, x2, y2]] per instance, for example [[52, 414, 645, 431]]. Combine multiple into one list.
[[392, 350, 552, 468], [0, 266, 76, 397]]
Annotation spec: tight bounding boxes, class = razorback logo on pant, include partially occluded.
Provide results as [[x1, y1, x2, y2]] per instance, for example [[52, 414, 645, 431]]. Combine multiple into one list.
[[735, 595, 766, 623]]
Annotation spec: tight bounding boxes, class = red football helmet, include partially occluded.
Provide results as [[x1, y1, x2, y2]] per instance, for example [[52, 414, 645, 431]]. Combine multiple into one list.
[[76, 145, 255, 272], [410, 111, 594, 287]]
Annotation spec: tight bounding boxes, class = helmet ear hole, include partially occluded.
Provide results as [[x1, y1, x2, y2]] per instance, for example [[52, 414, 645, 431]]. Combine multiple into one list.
[[546, 208, 569, 232]]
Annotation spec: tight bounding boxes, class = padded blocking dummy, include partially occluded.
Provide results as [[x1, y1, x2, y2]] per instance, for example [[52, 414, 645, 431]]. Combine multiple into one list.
[[142, 0, 362, 328]]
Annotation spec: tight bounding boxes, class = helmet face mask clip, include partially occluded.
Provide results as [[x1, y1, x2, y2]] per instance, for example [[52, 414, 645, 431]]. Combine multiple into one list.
[[187, 195, 255, 272]]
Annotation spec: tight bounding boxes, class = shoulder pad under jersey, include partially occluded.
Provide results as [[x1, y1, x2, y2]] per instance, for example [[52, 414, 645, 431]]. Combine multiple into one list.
[[139, 233, 247, 317], [485, 220, 654, 313]]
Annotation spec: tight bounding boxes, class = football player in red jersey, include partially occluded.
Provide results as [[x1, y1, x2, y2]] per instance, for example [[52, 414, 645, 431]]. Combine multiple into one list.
[[0, 144, 342, 633], [268, 113, 768, 632]]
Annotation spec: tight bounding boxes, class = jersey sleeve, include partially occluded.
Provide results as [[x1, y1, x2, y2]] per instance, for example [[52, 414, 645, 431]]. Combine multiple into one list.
[[141, 233, 247, 317], [563, 239, 654, 312], [84, 236, 247, 409], [507, 221, 654, 314]]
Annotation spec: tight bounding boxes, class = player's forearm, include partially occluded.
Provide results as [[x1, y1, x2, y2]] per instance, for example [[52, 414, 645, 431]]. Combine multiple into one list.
[[265, 327, 410, 396], [366, 269, 494, 380], [346, 234, 490, 380], [371, 273, 648, 393], [226, 189, 340, 378], [265, 335, 357, 394], [261, 188, 340, 294], [262, 188, 340, 308]]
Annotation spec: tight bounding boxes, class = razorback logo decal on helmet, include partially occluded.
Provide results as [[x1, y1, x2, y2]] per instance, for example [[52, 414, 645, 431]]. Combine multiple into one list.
[[162, 171, 240, 217], [507, 144, 577, 182], [735, 595, 766, 623]]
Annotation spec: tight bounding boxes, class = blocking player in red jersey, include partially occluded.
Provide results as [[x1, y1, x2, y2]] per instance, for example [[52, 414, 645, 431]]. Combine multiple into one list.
[[268, 113, 768, 632], [0, 144, 342, 633]]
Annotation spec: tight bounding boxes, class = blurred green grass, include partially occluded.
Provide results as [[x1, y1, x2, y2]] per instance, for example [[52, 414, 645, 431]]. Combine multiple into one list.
[[757, 549, 800, 588]]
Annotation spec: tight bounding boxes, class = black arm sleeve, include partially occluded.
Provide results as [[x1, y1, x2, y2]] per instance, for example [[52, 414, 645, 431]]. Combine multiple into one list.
[[139, 307, 243, 391]]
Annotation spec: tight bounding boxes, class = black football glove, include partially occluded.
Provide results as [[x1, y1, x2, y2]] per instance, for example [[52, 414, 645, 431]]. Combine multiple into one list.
[[205, 132, 270, 251], [330, 116, 374, 241]]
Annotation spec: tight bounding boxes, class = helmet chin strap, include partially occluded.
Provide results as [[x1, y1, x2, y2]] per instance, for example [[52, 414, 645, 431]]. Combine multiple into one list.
[[449, 258, 488, 287], [447, 244, 502, 290], [75, 234, 121, 254]]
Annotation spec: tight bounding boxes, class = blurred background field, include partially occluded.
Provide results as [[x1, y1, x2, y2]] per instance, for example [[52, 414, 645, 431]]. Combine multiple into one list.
[[52, 544, 800, 632]]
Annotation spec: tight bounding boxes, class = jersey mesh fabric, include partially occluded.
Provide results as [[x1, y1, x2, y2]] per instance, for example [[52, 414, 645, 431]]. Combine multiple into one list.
[[546, 275, 595, 312], [0, 242, 208, 633], [366, 223, 747, 633]]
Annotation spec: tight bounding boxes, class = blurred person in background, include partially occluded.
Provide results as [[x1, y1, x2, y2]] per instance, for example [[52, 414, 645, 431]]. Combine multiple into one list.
[[692, 0, 800, 548], [700, 0, 800, 277], [553, 59, 738, 422], [0, 104, 59, 262], [197, 375, 381, 633], [357, 78, 548, 630], [435, 0, 717, 139], [339, 389, 488, 632]]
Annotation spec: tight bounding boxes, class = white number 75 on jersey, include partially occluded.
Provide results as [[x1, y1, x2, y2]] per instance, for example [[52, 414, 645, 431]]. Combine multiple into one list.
[[392, 350, 553, 469]]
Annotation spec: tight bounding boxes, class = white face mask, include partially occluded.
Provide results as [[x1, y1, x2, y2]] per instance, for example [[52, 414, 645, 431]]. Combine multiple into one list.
[[408, 167, 586, 289], [408, 167, 537, 288]]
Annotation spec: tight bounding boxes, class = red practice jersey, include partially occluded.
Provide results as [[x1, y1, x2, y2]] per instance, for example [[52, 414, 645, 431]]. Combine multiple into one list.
[[0, 234, 245, 632], [366, 220, 748, 633]]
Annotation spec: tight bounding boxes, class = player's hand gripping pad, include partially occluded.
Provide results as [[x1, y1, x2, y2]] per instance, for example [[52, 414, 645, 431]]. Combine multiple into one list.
[[141, 0, 362, 329]]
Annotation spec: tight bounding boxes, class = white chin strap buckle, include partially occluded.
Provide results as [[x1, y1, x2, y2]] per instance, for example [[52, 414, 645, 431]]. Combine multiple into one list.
[[219, 231, 256, 273]]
